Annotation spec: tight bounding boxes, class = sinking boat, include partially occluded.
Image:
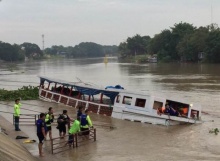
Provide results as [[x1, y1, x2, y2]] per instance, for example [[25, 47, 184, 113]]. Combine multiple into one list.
[[38, 76, 202, 126]]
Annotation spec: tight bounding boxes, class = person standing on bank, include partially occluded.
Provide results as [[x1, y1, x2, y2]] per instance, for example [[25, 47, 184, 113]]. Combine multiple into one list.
[[45, 107, 54, 140], [14, 99, 21, 131], [57, 110, 71, 138], [81, 109, 93, 139], [36, 113, 46, 157]]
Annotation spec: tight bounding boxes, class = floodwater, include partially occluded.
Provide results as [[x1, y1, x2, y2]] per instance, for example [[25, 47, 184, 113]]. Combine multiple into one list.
[[1, 58, 220, 161]]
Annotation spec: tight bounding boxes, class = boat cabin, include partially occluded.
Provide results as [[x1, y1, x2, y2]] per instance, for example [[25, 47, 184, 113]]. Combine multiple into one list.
[[112, 92, 202, 125]]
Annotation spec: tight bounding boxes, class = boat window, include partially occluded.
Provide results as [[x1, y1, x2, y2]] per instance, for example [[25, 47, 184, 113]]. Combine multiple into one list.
[[166, 100, 189, 117], [135, 98, 146, 108], [153, 101, 163, 110], [191, 110, 199, 119], [123, 96, 132, 105], [116, 95, 121, 103]]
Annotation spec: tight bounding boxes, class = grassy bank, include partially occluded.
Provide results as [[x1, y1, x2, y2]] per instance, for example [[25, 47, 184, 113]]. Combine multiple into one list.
[[0, 86, 39, 101]]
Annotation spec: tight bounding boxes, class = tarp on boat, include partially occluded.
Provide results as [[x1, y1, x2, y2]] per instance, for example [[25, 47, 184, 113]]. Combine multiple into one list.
[[39, 76, 120, 103]]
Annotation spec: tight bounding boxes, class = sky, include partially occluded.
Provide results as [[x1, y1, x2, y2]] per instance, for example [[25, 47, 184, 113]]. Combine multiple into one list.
[[0, 0, 220, 48]]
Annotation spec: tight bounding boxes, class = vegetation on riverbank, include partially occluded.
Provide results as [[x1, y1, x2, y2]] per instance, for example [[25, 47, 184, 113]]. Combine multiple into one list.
[[119, 22, 220, 63], [0, 86, 38, 101], [0, 42, 43, 61], [44, 42, 118, 58], [119, 54, 150, 63], [0, 41, 118, 62]]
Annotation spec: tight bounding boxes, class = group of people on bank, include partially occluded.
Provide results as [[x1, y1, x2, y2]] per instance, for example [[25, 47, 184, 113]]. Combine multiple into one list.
[[13, 99, 93, 157]]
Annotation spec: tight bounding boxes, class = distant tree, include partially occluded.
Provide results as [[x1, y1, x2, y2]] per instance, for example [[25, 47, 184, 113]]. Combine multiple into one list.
[[126, 34, 150, 55], [205, 24, 220, 63], [20, 42, 42, 58], [177, 27, 209, 62], [71, 42, 104, 57], [118, 34, 151, 57], [148, 30, 173, 61], [147, 22, 196, 62], [118, 42, 129, 58], [0, 42, 25, 61]]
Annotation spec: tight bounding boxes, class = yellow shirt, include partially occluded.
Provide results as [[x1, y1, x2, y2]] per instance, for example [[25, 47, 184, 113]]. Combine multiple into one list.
[[69, 120, 80, 134], [14, 103, 21, 116]]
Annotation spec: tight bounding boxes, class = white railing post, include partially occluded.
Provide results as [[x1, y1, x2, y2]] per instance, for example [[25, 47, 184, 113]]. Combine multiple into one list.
[[51, 93, 54, 101], [97, 105, 101, 114], [39, 87, 42, 97], [85, 102, 89, 109], [45, 91, 48, 98], [75, 100, 78, 108], [67, 98, 70, 105], [58, 94, 61, 103]]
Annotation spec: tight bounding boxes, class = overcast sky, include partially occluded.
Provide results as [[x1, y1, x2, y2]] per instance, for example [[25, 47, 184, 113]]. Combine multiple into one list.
[[0, 0, 220, 48]]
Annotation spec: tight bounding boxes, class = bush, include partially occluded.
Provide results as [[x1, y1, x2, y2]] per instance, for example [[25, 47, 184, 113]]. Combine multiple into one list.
[[0, 86, 39, 101]]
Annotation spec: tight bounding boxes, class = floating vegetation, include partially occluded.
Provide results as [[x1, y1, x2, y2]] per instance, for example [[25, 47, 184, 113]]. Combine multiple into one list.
[[209, 128, 219, 135], [0, 86, 39, 101]]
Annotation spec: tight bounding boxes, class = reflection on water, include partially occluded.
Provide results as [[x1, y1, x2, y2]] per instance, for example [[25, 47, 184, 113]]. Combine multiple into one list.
[[1, 58, 220, 160]]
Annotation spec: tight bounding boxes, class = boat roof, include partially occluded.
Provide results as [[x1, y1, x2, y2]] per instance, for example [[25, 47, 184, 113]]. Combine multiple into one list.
[[38, 76, 196, 106], [39, 76, 119, 92]]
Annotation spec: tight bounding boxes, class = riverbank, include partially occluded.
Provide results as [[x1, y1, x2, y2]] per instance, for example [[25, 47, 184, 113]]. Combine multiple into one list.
[[0, 115, 39, 161], [0, 114, 63, 161]]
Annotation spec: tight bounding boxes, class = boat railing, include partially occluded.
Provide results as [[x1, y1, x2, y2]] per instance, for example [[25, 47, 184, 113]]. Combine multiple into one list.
[[39, 88, 113, 116]]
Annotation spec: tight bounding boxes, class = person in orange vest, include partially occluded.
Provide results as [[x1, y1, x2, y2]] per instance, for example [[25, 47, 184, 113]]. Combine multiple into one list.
[[157, 106, 165, 115]]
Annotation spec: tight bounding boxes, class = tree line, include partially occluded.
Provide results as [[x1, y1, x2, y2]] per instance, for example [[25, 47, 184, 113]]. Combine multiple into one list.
[[0, 42, 42, 61], [0, 41, 118, 62], [118, 22, 220, 63], [44, 42, 118, 58]]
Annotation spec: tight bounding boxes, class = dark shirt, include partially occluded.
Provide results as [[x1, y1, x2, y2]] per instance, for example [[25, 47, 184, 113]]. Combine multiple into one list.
[[165, 107, 178, 116], [77, 110, 82, 117], [57, 114, 70, 127], [37, 119, 46, 134]]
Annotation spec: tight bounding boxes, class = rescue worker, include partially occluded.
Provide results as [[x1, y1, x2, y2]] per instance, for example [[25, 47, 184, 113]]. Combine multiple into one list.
[[80, 109, 93, 139], [45, 107, 54, 140], [36, 113, 46, 157], [57, 110, 71, 138], [67, 116, 81, 147], [14, 99, 21, 131]]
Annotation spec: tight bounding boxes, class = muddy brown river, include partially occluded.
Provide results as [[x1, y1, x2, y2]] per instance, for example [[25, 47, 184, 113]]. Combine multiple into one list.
[[0, 58, 220, 161]]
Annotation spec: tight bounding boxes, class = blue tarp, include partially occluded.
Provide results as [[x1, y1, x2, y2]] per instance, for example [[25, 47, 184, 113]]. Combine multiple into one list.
[[105, 85, 124, 90]]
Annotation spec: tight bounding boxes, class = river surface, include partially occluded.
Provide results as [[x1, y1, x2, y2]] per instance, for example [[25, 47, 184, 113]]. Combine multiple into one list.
[[0, 58, 220, 161]]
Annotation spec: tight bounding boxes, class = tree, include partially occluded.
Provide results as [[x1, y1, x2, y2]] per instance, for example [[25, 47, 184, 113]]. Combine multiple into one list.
[[126, 34, 150, 55], [205, 24, 220, 63], [177, 27, 209, 62], [0, 42, 25, 61], [118, 42, 129, 58], [20, 42, 42, 58], [148, 30, 174, 61]]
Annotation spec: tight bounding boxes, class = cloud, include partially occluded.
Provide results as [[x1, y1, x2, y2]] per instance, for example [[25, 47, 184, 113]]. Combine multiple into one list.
[[0, 0, 220, 47]]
